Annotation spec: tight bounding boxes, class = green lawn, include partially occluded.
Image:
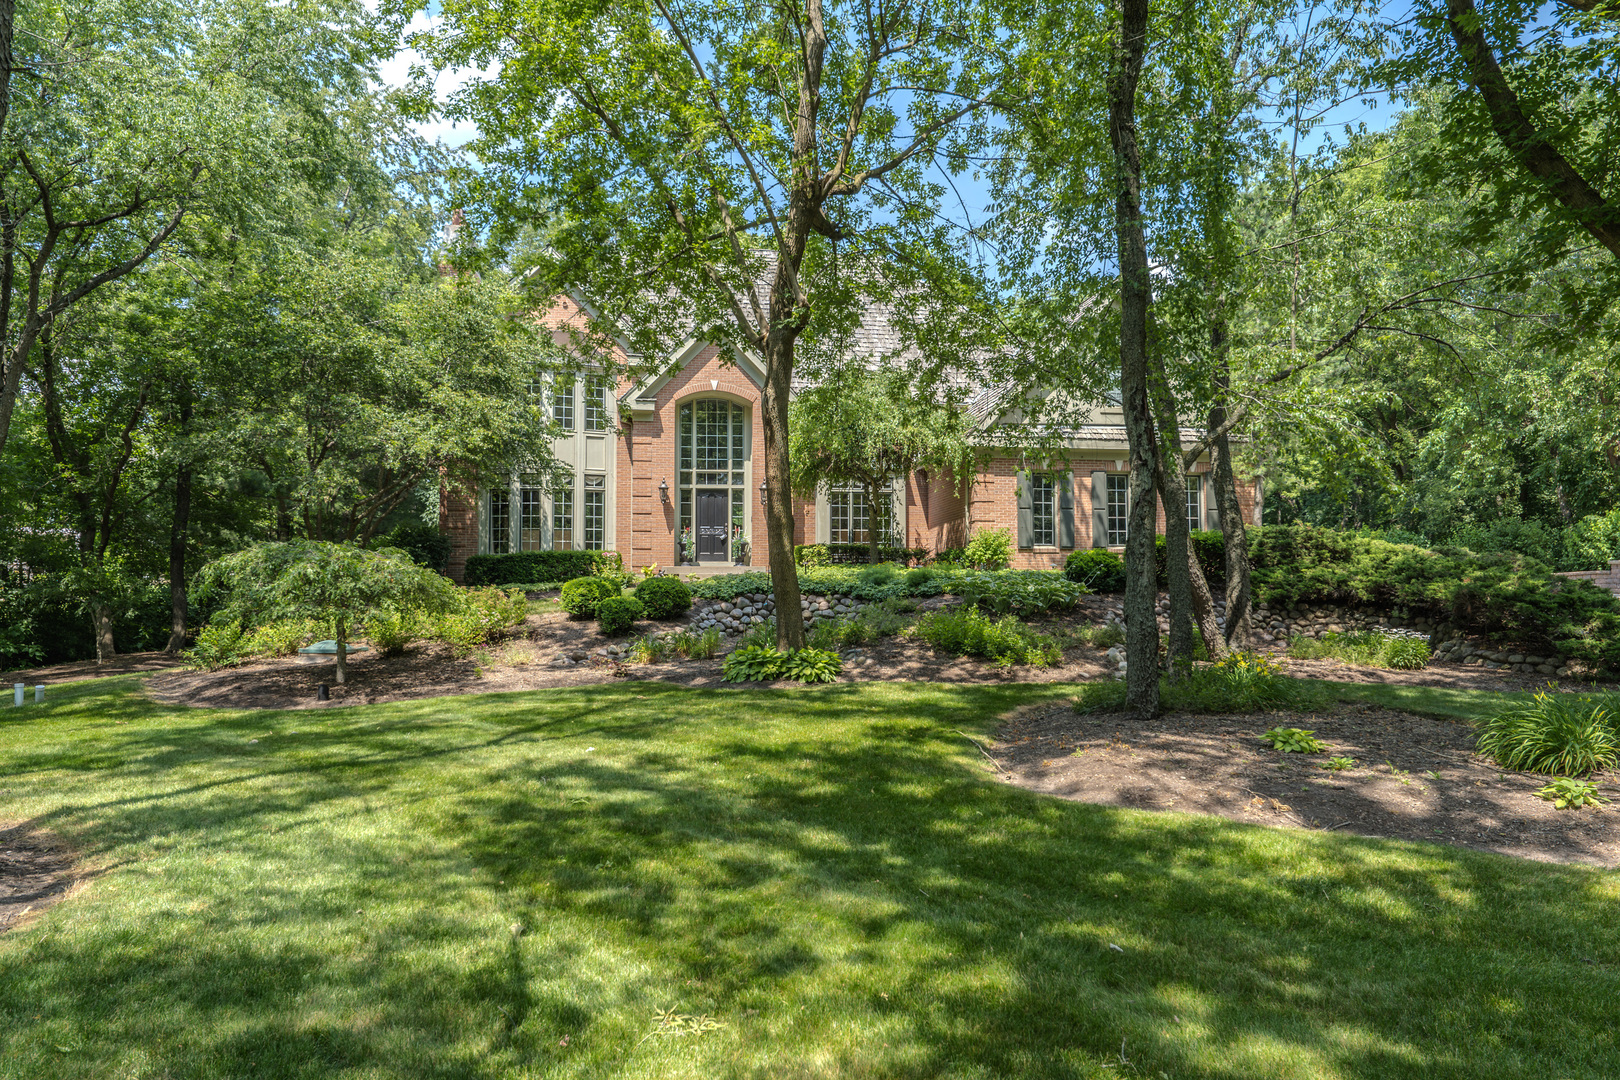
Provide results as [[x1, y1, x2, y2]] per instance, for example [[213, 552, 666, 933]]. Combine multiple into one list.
[[1, 677, 1616, 1079]]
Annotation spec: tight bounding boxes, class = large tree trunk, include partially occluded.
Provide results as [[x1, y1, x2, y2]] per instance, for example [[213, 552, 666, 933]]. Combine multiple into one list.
[[1187, 544, 1226, 661], [1149, 360, 1195, 677], [1212, 426, 1253, 649], [762, 333, 806, 650], [1108, 0, 1159, 717], [165, 400, 194, 653]]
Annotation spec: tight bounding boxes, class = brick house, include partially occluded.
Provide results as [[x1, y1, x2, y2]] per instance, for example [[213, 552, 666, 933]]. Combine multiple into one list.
[[440, 295, 1261, 580]]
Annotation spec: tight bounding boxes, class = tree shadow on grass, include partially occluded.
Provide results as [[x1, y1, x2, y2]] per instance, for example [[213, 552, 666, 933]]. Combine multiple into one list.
[[0, 678, 1615, 1079]]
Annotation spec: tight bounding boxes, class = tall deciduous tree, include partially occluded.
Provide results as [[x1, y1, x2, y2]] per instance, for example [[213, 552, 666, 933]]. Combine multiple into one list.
[[416, 0, 1008, 649], [0, 0, 399, 453]]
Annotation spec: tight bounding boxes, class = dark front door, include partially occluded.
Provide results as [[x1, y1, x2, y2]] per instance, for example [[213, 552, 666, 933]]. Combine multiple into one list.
[[696, 490, 729, 560]]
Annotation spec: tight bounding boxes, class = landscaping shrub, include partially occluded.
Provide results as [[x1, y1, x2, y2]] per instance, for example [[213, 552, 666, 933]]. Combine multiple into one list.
[[560, 576, 620, 617], [856, 563, 900, 588], [808, 597, 914, 650], [962, 528, 1013, 570], [366, 610, 417, 657], [1074, 652, 1327, 714], [245, 619, 323, 658], [632, 627, 721, 662], [1475, 693, 1619, 776], [1247, 524, 1620, 671], [464, 550, 608, 587], [184, 622, 251, 670], [1154, 531, 1228, 587], [1064, 549, 1126, 592], [377, 523, 452, 572], [950, 570, 1085, 616], [634, 576, 692, 619], [430, 587, 529, 656], [794, 543, 926, 566], [1076, 623, 1125, 648], [904, 567, 935, 588], [596, 595, 645, 636], [720, 645, 842, 683], [1287, 630, 1429, 670], [183, 618, 324, 670], [794, 544, 830, 567], [915, 606, 1062, 667]]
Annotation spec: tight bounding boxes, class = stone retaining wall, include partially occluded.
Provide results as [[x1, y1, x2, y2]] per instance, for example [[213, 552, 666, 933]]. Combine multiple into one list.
[[688, 592, 868, 637]]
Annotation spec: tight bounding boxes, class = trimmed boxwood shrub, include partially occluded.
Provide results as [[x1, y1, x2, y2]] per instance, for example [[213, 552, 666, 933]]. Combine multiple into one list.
[[1064, 549, 1126, 592], [596, 595, 645, 636], [560, 576, 619, 617], [634, 576, 692, 619], [465, 550, 606, 587]]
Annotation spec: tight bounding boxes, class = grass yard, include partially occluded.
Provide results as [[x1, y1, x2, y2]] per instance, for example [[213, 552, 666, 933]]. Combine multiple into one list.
[[0, 678, 1616, 1079]]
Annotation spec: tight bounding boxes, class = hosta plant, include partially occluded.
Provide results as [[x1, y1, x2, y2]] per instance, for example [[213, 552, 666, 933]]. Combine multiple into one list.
[[1264, 727, 1328, 754], [721, 645, 843, 683], [1322, 756, 1359, 771], [1536, 778, 1609, 810], [781, 647, 842, 683]]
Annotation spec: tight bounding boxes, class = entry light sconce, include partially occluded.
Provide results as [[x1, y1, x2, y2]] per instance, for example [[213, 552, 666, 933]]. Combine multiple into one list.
[[658, 477, 669, 502], [759, 479, 768, 505]]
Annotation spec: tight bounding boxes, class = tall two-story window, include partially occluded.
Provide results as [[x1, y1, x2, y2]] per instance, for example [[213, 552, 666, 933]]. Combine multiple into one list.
[[1106, 474, 1130, 546], [488, 490, 511, 554], [553, 375, 575, 430], [519, 482, 545, 550], [1029, 473, 1057, 546], [1186, 474, 1202, 534], [584, 375, 610, 431], [525, 367, 547, 405], [583, 476, 606, 550], [552, 488, 574, 550]]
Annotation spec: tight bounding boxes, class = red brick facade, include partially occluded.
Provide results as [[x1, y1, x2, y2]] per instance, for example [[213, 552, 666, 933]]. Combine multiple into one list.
[[438, 297, 1263, 580]]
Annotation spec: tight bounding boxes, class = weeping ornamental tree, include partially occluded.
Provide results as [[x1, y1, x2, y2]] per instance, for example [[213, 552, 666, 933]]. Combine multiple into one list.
[[789, 371, 972, 563], [415, 0, 1009, 649], [194, 542, 456, 684]]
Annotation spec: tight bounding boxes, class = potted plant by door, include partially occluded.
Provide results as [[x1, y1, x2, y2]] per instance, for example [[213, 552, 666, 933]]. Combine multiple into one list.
[[731, 525, 750, 565], [680, 527, 697, 566]]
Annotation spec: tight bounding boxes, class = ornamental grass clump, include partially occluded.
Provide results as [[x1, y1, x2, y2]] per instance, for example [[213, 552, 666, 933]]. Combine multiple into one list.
[[1288, 630, 1429, 670], [1475, 692, 1618, 776]]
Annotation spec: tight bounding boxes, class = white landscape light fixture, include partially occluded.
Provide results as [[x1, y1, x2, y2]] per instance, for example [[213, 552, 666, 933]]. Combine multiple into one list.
[[34, 685, 42, 703], [12, 683, 22, 707]]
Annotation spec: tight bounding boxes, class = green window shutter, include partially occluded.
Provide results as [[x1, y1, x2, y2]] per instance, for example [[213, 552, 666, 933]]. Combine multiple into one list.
[[1015, 470, 1032, 549], [1090, 470, 1108, 548], [1058, 472, 1076, 549]]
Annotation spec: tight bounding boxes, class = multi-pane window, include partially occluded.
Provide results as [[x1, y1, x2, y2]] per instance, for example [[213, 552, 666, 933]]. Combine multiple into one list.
[[1186, 474, 1202, 535], [519, 483, 545, 551], [1029, 473, 1056, 547], [583, 476, 606, 550], [553, 374, 574, 430], [1106, 474, 1130, 546], [829, 484, 894, 545], [677, 399, 749, 543], [552, 488, 574, 550], [525, 367, 547, 405], [584, 375, 609, 431], [488, 490, 511, 554]]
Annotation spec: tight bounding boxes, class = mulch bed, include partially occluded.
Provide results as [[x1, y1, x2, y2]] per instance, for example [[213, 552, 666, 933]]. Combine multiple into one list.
[[0, 823, 78, 934], [991, 700, 1620, 867]]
